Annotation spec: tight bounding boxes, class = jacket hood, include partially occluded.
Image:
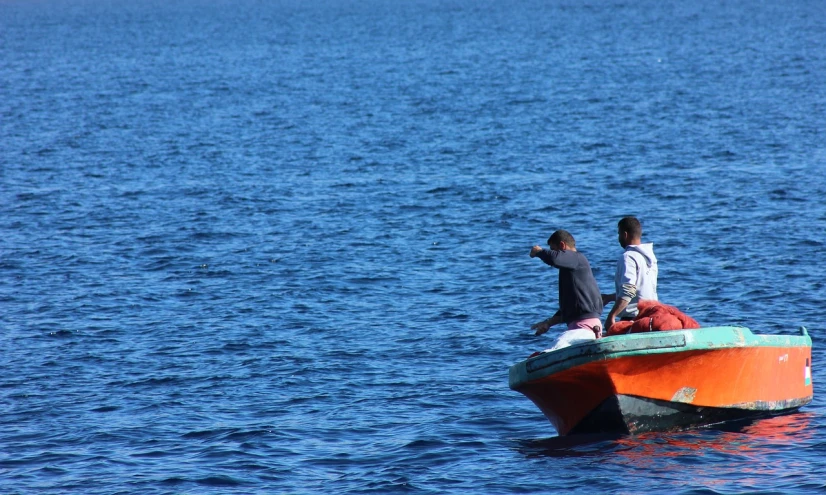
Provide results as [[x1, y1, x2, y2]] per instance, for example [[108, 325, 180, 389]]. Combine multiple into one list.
[[626, 243, 656, 267]]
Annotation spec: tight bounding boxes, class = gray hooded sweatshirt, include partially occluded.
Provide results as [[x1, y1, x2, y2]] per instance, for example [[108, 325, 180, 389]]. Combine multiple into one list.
[[614, 242, 658, 318]]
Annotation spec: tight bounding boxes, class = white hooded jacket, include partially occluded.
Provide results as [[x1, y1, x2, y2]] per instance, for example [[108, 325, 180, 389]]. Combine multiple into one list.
[[615, 242, 658, 318]]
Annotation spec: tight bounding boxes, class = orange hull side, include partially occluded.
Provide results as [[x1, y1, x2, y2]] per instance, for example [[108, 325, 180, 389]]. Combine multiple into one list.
[[604, 346, 812, 406], [519, 346, 812, 435]]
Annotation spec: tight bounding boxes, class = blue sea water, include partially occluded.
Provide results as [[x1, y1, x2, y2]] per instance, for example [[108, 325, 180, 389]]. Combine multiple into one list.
[[2, 0, 826, 493]]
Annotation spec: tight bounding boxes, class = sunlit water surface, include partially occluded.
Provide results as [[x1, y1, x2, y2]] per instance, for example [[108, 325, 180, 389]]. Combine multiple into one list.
[[2, 0, 826, 493]]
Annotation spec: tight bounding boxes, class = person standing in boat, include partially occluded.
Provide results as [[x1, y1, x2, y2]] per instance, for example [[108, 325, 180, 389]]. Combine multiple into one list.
[[602, 216, 659, 334], [529, 230, 604, 350]]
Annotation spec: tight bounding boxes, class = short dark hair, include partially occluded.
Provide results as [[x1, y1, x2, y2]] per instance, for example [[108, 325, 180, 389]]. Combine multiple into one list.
[[618, 216, 642, 238], [548, 229, 576, 248]]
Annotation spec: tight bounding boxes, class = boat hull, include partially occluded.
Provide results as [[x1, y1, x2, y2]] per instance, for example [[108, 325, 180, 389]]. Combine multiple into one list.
[[569, 393, 809, 435], [509, 326, 813, 436]]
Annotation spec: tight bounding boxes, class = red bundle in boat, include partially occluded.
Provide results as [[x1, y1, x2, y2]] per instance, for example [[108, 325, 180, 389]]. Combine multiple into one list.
[[607, 300, 700, 336]]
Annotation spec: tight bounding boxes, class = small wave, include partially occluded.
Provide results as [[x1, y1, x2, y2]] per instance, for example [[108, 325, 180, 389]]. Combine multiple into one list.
[[426, 186, 455, 194], [403, 439, 449, 449], [182, 428, 238, 440], [195, 475, 245, 487], [91, 405, 120, 413]]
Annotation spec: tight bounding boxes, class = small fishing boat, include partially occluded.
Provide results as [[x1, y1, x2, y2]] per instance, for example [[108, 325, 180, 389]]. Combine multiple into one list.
[[509, 326, 813, 436]]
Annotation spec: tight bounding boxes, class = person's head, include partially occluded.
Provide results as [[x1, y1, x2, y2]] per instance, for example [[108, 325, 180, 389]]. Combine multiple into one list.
[[547, 230, 576, 251], [617, 216, 642, 247]]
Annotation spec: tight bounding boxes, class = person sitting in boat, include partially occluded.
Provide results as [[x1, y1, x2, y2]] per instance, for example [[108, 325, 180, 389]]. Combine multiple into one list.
[[529, 230, 604, 350], [602, 216, 659, 334]]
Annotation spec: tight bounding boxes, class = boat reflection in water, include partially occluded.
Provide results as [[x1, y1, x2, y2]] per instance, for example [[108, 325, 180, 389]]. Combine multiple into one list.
[[517, 413, 815, 487], [612, 412, 815, 462]]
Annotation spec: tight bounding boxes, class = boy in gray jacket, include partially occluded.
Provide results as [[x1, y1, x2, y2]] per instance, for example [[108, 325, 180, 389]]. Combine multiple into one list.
[[603, 216, 658, 334]]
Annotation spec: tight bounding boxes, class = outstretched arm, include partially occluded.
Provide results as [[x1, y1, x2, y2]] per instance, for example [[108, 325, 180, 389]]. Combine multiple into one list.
[[530, 246, 578, 268]]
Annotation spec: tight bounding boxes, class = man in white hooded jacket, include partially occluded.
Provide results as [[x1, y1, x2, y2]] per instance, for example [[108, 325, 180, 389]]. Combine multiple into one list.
[[603, 216, 658, 334]]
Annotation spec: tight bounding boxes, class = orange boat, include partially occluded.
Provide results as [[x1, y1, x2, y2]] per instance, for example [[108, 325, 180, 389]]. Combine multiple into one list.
[[509, 326, 813, 435]]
